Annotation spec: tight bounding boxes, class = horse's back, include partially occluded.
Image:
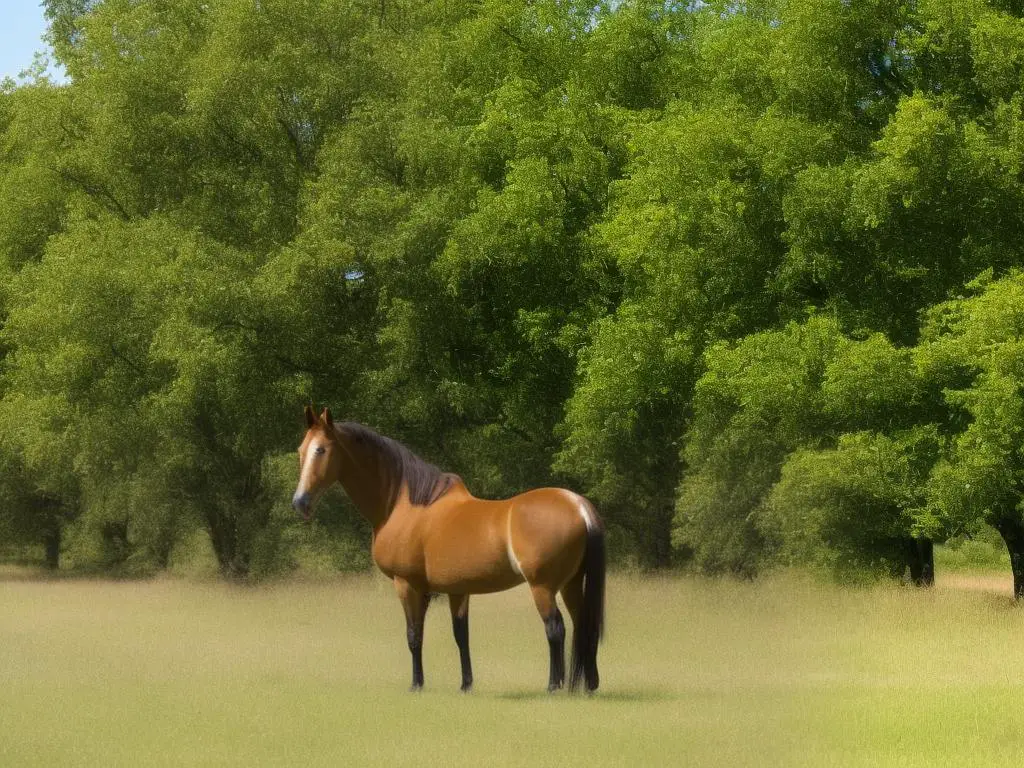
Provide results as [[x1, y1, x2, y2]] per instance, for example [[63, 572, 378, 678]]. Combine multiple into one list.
[[379, 483, 594, 594]]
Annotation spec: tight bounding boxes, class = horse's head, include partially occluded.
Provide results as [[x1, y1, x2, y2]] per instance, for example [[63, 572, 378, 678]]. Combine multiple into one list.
[[292, 405, 341, 521]]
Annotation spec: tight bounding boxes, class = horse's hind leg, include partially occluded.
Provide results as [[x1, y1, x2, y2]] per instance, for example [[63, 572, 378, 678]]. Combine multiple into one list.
[[395, 577, 429, 691], [530, 585, 565, 692], [448, 594, 473, 692], [560, 570, 597, 692]]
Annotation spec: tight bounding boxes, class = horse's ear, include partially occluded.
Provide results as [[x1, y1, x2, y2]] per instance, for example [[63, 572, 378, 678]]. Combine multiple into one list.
[[320, 407, 334, 427], [304, 405, 317, 428]]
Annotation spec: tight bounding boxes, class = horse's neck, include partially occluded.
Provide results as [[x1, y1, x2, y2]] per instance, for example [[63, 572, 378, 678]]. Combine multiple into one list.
[[333, 427, 397, 529]]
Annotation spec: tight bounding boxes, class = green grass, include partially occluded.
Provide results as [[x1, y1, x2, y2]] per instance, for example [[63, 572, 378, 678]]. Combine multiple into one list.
[[936, 534, 1011, 572], [3, 569, 1024, 767]]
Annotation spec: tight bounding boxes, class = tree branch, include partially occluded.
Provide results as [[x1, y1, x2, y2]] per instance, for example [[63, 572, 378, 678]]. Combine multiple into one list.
[[55, 167, 132, 220]]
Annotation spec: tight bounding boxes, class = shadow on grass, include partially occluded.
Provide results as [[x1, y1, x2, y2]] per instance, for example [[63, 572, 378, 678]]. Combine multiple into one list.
[[493, 687, 676, 702]]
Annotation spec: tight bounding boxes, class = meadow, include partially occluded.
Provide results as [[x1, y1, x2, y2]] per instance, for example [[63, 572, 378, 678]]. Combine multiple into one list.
[[3, 567, 1024, 767]]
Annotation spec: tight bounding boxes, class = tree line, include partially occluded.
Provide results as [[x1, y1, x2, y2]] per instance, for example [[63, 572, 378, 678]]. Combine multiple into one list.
[[4, 0, 1024, 589]]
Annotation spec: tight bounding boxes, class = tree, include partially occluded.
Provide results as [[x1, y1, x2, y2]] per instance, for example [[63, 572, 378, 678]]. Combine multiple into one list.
[[676, 317, 843, 574], [302, 0, 628, 503], [557, 0, 923, 565], [2, 215, 312, 576], [679, 316, 947, 580], [919, 271, 1024, 597], [8, 0, 1024, 583], [764, 429, 941, 583], [2, 0, 386, 576]]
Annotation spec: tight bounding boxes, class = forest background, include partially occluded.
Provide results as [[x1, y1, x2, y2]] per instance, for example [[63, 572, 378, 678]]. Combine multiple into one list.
[[5, 0, 1024, 592]]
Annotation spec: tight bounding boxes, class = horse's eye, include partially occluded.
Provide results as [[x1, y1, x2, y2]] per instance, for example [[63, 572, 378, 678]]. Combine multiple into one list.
[[314, 446, 326, 456]]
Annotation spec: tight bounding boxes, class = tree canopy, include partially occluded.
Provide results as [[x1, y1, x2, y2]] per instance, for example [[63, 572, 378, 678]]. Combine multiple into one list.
[[5, 0, 1024, 586]]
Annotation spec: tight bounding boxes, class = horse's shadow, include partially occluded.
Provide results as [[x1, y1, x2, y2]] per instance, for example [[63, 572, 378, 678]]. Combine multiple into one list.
[[492, 687, 675, 702]]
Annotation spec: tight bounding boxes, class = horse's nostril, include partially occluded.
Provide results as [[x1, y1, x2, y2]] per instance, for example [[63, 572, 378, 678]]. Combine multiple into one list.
[[292, 492, 311, 514]]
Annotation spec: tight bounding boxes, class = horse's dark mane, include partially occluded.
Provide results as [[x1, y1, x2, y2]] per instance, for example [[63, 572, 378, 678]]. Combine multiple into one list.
[[337, 422, 458, 509]]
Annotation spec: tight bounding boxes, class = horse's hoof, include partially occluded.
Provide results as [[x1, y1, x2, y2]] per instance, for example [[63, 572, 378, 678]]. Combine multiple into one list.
[[460, 683, 473, 693], [409, 684, 423, 693]]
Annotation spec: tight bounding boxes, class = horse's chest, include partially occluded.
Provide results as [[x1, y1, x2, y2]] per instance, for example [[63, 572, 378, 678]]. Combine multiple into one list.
[[371, 516, 424, 580]]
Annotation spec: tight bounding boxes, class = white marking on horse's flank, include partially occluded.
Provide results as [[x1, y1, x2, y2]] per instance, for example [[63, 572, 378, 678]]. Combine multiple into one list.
[[506, 509, 524, 577], [568, 490, 596, 532]]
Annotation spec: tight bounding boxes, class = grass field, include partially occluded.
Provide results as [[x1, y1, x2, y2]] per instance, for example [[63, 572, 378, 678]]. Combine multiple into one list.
[[3, 569, 1024, 767]]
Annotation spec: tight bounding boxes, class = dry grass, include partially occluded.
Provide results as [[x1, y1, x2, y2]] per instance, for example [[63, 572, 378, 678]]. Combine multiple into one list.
[[2, 568, 1023, 766]]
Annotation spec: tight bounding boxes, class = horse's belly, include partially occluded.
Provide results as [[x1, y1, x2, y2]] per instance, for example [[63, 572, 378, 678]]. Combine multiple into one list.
[[421, 514, 522, 593], [425, 561, 524, 594]]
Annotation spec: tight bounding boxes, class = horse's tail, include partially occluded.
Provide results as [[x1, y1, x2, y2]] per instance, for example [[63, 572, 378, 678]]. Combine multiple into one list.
[[569, 503, 605, 693]]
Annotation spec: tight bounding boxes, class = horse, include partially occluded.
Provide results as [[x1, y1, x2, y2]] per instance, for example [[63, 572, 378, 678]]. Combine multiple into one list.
[[291, 406, 605, 693]]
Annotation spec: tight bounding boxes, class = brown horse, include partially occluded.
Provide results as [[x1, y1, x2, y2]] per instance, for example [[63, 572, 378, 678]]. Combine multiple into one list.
[[291, 407, 605, 693]]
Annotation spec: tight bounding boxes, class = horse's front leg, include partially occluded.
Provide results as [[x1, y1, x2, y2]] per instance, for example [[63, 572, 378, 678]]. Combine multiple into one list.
[[449, 594, 473, 692], [395, 577, 429, 691]]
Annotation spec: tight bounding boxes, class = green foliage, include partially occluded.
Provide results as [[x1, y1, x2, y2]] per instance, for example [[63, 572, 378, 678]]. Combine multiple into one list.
[[678, 315, 948, 576], [918, 272, 1024, 541], [8, 0, 1024, 581], [763, 428, 941, 577], [676, 317, 844, 573]]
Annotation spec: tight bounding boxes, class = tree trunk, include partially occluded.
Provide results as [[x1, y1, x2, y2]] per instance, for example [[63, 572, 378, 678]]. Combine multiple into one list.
[[919, 538, 935, 586], [100, 520, 130, 566], [903, 537, 934, 587], [994, 516, 1024, 600], [153, 525, 175, 570], [206, 512, 239, 577], [204, 504, 250, 579], [42, 525, 60, 570]]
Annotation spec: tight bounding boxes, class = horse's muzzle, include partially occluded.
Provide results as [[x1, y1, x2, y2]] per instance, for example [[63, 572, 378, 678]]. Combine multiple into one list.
[[292, 492, 313, 522]]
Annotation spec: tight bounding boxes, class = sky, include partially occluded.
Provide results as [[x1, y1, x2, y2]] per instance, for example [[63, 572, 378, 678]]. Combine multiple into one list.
[[0, 1, 58, 81]]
